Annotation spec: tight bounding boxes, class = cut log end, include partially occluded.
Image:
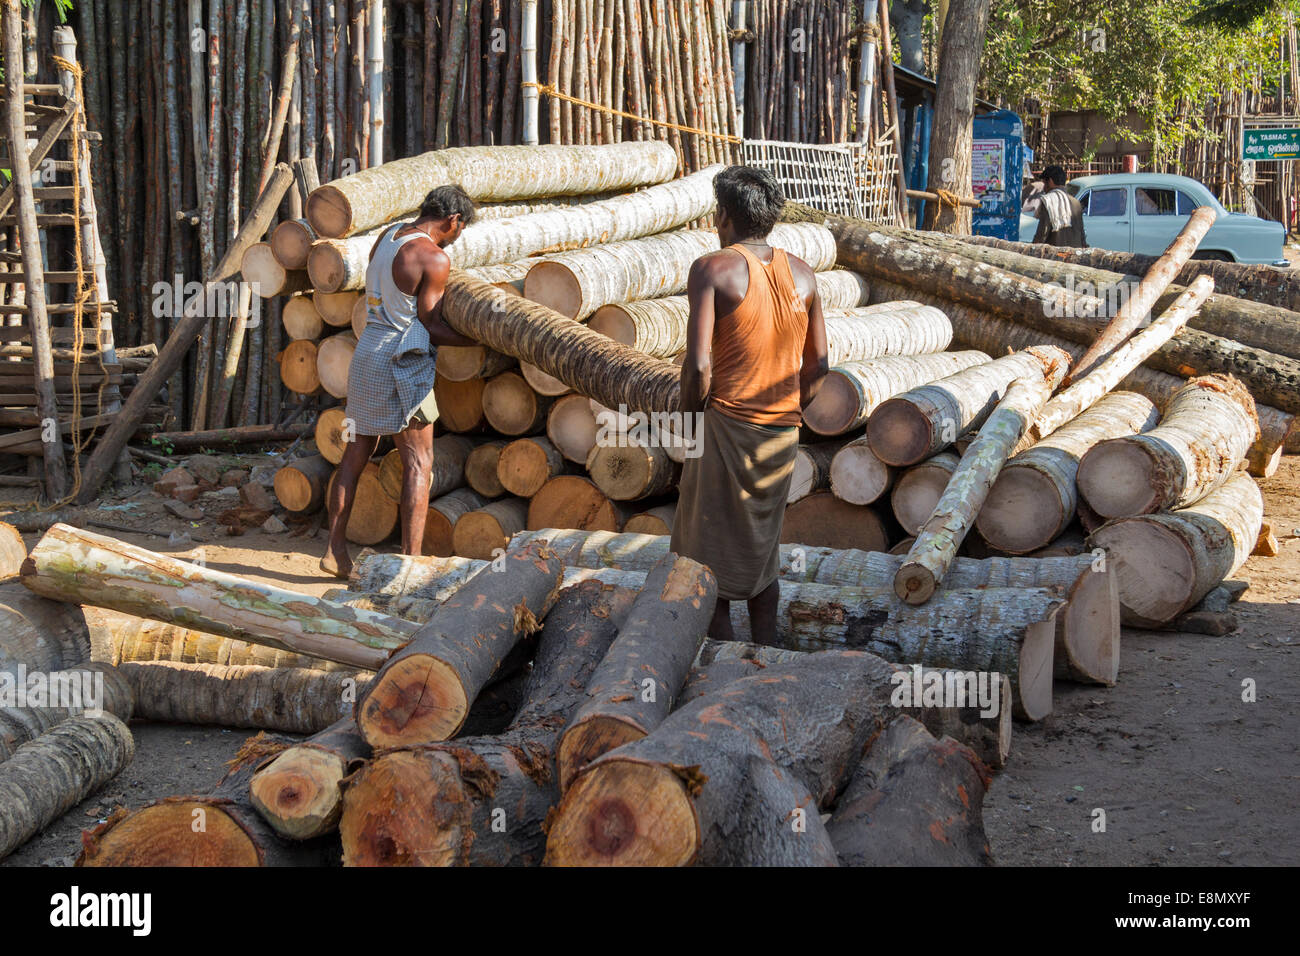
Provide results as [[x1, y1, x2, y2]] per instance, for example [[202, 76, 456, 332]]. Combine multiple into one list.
[[79, 802, 261, 867], [803, 371, 860, 436], [587, 305, 637, 346], [829, 442, 892, 506], [1060, 565, 1120, 686], [976, 466, 1069, 554], [1076, 440, 1162, 518], [868, 398, 935, 466], [893, 562, 937, 605], [546, 759, 697, 867], [558, 715, 646, 792], [248, 749, 348, 841], [1089, 518, 1196, 625], [305, 185, 353, 239], [523, 261, 583, 319], [1017, 619, 1057, 722], [339, 751, 463, 867], [520, 361, 573, 397], [354, 652, 469, 747]]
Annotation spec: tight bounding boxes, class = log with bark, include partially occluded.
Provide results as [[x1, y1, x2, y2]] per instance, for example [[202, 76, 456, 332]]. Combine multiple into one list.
[[623, 503, 677, 536], [888, 277, 1294, 477], [527, 475, 628, 533], [804, 351, 990, 436], [544, 651, 901, 866], [557, 555, 715, 790], [781, 492, 889, 553], [0, 714, 134, 861], [0, 522, 25, 579], [452, 497, 530, 559], [274, 454, 336, 514], [341, 579, 633, 866], [0, 581, 93, 673], [269, 217, 317, 269], [376, 435, 473, 503], [497, 436, 567, 498], [788, 441, 842, 503], [523, 223, 836, 320], [353, 540, 561, 746], [978, 392, 1160, 555], [1087, 472, 1264, 627], [118, 660, 367, 734], [21, 524, 416, 670], [0, 663, 133, 763], [586, 439, 679, 501], [434, 373, 489, 432], [249, 718, 369, 841], [306, 140, 678, 238], [894, 354, 1070, 605], [868, 346, 1068, 467], [1067, 206, 1216, 379], [241, 241, 311, 297], [424, 488, 490, 557], [826, 715, 993, 866], [1077, 374, 1259, 520], [464, 439, 510, 497], [78, 735, 337, 866], [482, 370, 556, 435]]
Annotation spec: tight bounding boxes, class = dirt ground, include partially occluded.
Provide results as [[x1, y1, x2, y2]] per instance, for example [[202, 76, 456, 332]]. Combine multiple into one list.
[[1, 450, 1297, 867]]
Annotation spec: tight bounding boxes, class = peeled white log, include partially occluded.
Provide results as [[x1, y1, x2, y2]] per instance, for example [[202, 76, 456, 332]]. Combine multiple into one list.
[[824, 302, 952, 366], [463, 260, 533, 291], [891, 452, 960, 535], [316, 330, 358, 399], [1017, 277, 1211, 454], [281, 294, 324, 341], [446, 166, 722, 269], [1087, 472, 1263, 626], [895, 354, 1071, 605], [306, 141, 679, 238], [547, 394, 602, 464], [867, 345, 1070, 467], [270, 218, 318, 270], [829, 437, 894, 506], [307, 236, 373, 293], [522, 223, 837, 320], [588, 270, 873, 358], [1077, 374, 1259, 520], [978, 392, 1160, 555], [804, 350, 990, 436], [315, 291, 363, 329], [510, 530, 1118, 685]]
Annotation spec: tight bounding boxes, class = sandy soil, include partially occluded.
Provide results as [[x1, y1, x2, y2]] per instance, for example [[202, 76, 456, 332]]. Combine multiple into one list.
[[2, 452, 1297, 866]]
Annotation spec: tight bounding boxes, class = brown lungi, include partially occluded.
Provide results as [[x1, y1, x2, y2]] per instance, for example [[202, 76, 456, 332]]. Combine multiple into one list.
[[671, 406, 799, 601]]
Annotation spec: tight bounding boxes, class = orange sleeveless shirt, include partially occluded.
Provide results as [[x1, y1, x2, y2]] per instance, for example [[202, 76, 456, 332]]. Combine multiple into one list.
[[707, 245, 809, 427]]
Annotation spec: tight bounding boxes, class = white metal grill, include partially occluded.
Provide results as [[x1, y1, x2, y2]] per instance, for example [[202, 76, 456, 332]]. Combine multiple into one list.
[[743, 136, 901, 224]]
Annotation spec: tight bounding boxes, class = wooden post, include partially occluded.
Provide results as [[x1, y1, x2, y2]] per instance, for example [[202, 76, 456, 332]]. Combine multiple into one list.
[[856, 1, 879, 142], [878, 0, 909, 227], [522, 0, 540, 145], [4, 0, 67, 500], [731, 0, 747, 131], [75, 166, 294, 504], [367, 0, 384, 164]]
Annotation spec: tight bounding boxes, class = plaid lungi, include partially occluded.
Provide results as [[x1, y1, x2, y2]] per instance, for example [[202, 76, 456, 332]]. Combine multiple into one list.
[[345, 319, 437, 436]]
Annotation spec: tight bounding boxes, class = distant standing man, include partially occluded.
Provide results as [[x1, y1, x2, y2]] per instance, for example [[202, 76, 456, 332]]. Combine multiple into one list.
[[671, 166, 828, 642], [1033, 164, 1088, 248], [322, 185, 478, 578]]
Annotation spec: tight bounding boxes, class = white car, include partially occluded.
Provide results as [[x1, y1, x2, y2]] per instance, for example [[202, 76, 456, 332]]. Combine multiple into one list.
[[1018, 173, 1288, 266]]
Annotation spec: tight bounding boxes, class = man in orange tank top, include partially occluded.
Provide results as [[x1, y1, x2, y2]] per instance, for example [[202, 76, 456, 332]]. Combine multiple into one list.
[[670, 166, 828, 642]]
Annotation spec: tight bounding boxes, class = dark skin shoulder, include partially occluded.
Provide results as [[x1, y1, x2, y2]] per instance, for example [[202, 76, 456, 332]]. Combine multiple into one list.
[[680, 241, 828, 415], [368, 219, 477, 347]]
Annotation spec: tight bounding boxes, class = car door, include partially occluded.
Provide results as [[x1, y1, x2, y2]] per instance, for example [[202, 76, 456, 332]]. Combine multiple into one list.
[[1079, 186, 1132, 251], [1132, 186, 1186, 254]]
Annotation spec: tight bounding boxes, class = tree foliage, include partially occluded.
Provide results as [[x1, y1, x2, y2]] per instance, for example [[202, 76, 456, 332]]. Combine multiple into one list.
[[979, 0, 1300, 159]]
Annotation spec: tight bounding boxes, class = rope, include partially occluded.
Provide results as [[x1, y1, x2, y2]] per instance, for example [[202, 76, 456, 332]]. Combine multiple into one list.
[[522, 82, 742, 144], [934, 188, 965, 209]]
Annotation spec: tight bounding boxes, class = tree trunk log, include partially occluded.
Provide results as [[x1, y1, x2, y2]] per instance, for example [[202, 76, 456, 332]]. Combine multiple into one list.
[[557, 555, 715, 790], [979, 392, 1160, 555], [434, 373, 489, 432], [278, 338, 322, 395], [781, 492, 889, 552], [435, 344, 517, 382], [1077, 374, 1259, 519], [0, 522, 25, 580], [826, 714, 993, 866], [316, 330, 358, 398], [282, 294, 324, 340], [341, 579, 633, 866], [0, 663, 134, 763], [306, 235, 373, 292], [452, 497, 530, 559], [0, 581, 92, 673], [586, 439, 678, 501], [274, 454, 335, 514], [828, 437, 894, 505], [789, 441, 842, 503], [241, 241, 312, 296], [376, 435, 473, 502], [0, 714, 134, 860], [1087, 472, 1263, 627], [424, 488, 490, 557], [249, 717, 369, 840], [21, 524, 415, 670], [527, 475, 628, 532], [354, 540, 561, 746], [868, 346, 1068, 467], [547, 395, 603, 464], [119, 660, 366, 734], [482, 370, 555, 435], [307, 140, 678, 238], [823, 303, 953, 365], [327, 461, 398, 544], [524, 223, 836, 319], [78, 737, 338, 866], [895, 352, 1070, 604], [805, 351, 989, 436], [270, 217, 317, 269], [545, 651, 901, 866], [1069, 206, 1217, 379], [498, 436, 566, 497], [315, 290, 362, 329], [464, 439, 510, 497]]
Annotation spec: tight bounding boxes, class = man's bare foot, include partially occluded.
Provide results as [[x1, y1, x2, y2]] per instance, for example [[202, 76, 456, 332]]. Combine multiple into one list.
[[320, 544, 351, 580]]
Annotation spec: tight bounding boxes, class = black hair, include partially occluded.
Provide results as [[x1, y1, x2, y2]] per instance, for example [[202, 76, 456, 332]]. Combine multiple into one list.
[[714, 165, 785, 239], [1042, 165, 1068, 187], [419, 184, 477, 225]]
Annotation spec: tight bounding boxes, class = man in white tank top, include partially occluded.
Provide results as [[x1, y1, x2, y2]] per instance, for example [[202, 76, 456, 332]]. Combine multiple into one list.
[[322, 185, 478, 578]]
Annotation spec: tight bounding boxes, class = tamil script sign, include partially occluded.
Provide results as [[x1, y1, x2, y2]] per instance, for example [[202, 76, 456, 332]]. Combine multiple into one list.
[[1243, 127, 1300, 160]]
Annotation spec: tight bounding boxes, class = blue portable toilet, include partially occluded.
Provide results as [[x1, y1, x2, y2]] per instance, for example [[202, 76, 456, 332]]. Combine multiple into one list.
[[971, 110, 1029, 241]]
